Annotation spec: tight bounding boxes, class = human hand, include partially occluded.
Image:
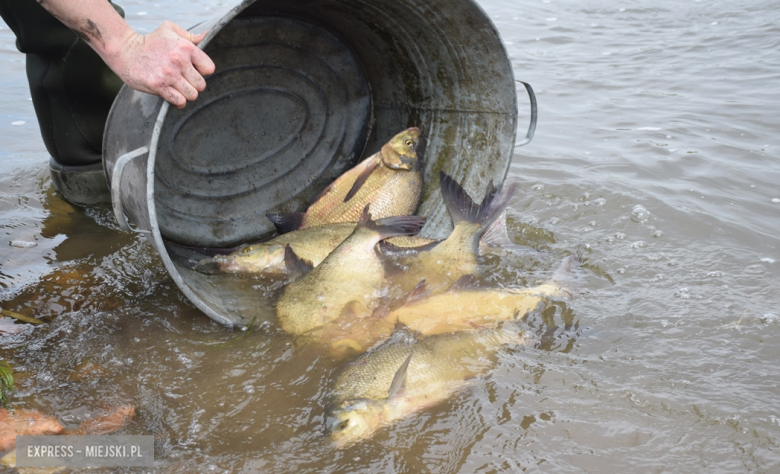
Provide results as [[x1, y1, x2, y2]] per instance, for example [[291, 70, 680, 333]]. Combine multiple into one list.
[[108, 21, 216, 108]]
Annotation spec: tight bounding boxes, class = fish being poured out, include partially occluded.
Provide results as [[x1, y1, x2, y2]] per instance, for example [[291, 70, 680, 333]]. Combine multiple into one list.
[[275, 205, 425, 336], [268, 128, 424, 233], [388, 252, 583, 335], [326, 326, 528, 448], [390, 171, 515, 297], [197, 222, 444, 276], [312, 252, 584, 356]]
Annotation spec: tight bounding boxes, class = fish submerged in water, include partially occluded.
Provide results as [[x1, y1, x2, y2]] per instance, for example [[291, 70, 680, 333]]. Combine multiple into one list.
[[326, 326, 528, 448], [388, 252, 585, 335], [314, 252, 584, 356], [268, 128, 424, 233], [390, 172, 515, 296], [276, 206, 425, 336]]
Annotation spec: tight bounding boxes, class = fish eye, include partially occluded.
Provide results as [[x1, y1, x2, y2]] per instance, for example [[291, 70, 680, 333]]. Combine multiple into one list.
[[405, 140, 414, 147], [339, 420, 349, 431]]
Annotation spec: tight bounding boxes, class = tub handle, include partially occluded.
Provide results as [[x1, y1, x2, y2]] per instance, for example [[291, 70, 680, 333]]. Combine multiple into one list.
[[514, 81, 537, 147], [111, 146, 149, 232]]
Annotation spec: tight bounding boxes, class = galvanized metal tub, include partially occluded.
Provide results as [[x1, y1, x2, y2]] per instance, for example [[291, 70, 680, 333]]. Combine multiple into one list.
[[103, 0, 534, 327]]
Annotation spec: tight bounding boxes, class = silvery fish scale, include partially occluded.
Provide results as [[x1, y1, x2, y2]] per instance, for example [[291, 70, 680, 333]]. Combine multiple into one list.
[[103, 0, 530, 327]]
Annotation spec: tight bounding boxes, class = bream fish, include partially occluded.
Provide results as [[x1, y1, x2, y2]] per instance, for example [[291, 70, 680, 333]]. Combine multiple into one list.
[[268, 128, 424, 233], [326, 326, 528, 448], [276, 206, 425, 336]]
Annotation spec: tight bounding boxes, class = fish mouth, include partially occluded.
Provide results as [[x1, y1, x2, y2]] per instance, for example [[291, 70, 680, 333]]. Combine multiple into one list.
[[386, 155, 416, 170]]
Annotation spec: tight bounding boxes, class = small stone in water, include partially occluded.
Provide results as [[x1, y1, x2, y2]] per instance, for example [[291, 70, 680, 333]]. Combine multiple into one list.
[[10, 240, 37, 248]]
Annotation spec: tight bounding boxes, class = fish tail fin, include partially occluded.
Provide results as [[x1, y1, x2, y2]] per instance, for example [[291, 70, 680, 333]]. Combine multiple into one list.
[[359, 204, 426, 238], [266, 212, 305, 234], [478, 210, 540, 255], [439, 172, 516, 230], [549, 250, 586, 296], [284, 245, 314, 277]]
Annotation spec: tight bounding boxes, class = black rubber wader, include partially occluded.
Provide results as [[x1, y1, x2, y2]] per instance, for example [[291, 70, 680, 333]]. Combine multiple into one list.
[[0, 0, 125, 204]]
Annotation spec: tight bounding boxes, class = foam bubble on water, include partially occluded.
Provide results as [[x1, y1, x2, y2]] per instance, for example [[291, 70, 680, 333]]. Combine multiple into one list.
[[615, 232, 626, 240], [594, 198, 606, 206], [11, 121, 25, 126], [675, 288, 690, 299], [637, 127, 662, 131], [531, 184, 544, 192], [631, 241, 647, 249], [243, 385, 256, 394], [546, 18, 557, 22], [549, 217, 560, 225], [772, 198, 780, 203], [762, 313, 778, 324], [616, 268, 626, 274], [711, 21, 718, 25], [631, 205, 650, 222], [10, 240, 37, 248], [619, 8, 626, 12], [505, 41, 514, 45], [138, 11, 148, 15], [653, 230, 664, 238], [761, 258, 775, 263]]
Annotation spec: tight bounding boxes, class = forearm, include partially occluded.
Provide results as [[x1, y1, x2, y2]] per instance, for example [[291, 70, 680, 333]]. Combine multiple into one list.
[[35, 0, 134, 66], [35, 0, 215, 108]]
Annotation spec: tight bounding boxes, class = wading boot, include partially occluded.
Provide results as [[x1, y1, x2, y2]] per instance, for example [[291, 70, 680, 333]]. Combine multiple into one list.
[[0, 0, 125, 205]]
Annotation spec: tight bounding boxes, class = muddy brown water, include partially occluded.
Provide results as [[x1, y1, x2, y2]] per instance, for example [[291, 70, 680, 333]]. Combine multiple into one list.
[[2, 0, 780, 472]]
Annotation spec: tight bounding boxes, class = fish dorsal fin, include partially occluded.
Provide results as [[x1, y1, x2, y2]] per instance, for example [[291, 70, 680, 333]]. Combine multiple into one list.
[[344, 158, 380, 202], [284, 244, 314, 276], [388, 352, 413, 401], [449, 274, 480, 292], [267, 213, 305, 234]]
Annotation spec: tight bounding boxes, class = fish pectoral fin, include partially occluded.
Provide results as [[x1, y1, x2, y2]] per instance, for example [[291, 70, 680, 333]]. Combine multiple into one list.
[[387, 352, 413, 401], [284, 245, 314, 277], [344, 158, 380, 202], [267, 212, 305, 233], [339, 300, 367, 319], [406, 279, 430, 302]]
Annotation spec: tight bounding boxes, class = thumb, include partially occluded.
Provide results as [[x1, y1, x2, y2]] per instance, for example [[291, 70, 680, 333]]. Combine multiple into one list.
[[166, 21, 199, 44]]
